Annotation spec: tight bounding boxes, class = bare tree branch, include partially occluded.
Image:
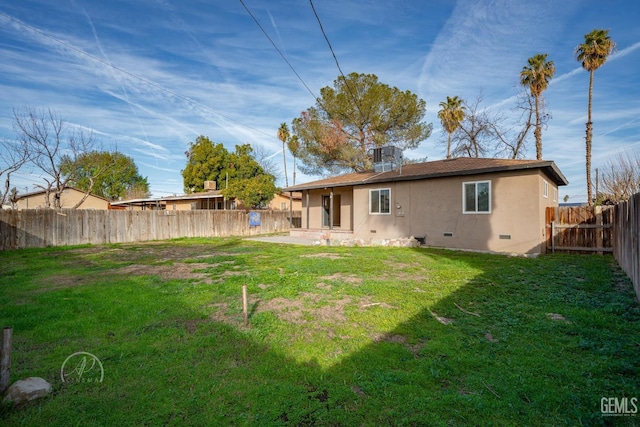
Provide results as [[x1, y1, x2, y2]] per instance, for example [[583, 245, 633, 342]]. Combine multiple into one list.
[[13, 107, 95, 208], [0, 137, 31, 206], [599, 151, 640, 202]]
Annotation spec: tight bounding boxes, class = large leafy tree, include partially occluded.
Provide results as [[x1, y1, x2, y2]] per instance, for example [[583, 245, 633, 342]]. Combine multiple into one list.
[[61, 151, 149, 201], [575, 29, 616, 206], [292, 72, 432, 175], [182, 136, 231, 193], [181, 136, 277, 208], [438, 96, 465, 159], [520, 53, 555, 160], [223, 144, 277, 208]]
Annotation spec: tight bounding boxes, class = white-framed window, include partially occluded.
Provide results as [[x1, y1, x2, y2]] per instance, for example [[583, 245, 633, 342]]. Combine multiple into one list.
[[369, 188, 391, 214], [543, 180, 549, 198], [553, 187, 557, 202], [463, 181, 491, 214]]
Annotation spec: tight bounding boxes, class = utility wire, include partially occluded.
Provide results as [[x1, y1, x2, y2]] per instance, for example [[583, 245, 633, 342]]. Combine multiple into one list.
[[0, 11, 278, 141], [238, 0, 319, 102], [308, 0, 366, 122]]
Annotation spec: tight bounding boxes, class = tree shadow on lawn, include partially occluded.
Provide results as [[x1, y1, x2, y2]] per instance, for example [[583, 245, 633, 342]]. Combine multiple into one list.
[[3, 247, 640, 426], [231, 250, 639, 426]]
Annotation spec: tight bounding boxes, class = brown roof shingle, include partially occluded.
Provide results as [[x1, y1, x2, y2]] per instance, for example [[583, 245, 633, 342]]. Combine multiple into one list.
[[284, 157, 568, 191]]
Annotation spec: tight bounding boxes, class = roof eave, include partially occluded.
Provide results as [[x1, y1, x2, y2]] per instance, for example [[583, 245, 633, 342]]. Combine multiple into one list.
[[283, 160, 569, 191]]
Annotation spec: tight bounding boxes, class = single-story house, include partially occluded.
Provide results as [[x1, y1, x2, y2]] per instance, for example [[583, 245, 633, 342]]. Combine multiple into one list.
[[13, 187, 112, 210], [110, 191, 233, 211], [110, 179, 234, 211], [283, 157, 568, 254], [268, 192, 303, 211]]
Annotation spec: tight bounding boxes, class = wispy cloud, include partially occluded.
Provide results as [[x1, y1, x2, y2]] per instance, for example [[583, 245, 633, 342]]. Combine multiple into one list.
[[1, 1, 638, 200]]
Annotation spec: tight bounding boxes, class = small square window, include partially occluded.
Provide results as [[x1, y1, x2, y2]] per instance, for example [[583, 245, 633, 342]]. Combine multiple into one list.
[[463, 181, 491, 214], [370, 188, 390, 214]]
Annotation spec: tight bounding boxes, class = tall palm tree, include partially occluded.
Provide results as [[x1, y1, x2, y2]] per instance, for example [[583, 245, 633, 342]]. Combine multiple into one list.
[[438, 96, 465, 159], [277, 122, 290, 187], [520, 53, 555, 161], [575, 29, 616, 206], [287, 134, 300, 186]]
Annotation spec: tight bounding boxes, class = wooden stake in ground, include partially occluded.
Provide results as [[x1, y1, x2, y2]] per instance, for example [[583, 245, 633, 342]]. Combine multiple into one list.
[[242, 284, 248, 326], [1, 327, 12, 394]]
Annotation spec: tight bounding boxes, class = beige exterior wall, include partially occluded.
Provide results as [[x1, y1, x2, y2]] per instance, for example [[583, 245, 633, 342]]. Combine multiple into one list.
[[301, 187, 354, 231], [16, 188, 110, 210], [268, 193, 302, 211], [298, 170, 560, 254]]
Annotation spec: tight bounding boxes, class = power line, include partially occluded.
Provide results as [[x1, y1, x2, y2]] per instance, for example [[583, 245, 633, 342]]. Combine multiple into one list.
[[308, 0, 365, 122], [0, 11, 278, 142], [238, 0, 319, 102]]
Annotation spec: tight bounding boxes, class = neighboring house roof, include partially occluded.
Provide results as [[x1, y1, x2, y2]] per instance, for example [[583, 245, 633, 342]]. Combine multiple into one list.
[[110, 190, 227, 207], [274, 191, 303, 200], [14, 186, 112, 203], [284, 158, 568, 191]]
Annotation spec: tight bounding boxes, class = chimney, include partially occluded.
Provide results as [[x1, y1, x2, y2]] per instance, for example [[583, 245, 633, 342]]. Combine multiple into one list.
[[204, 180, 217, 191]]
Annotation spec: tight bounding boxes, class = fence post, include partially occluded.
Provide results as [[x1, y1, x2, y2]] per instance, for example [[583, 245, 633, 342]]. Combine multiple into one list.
[[242, 284, 248, 326], [0, 327, 12, 394], [596, 206, 603, 255]]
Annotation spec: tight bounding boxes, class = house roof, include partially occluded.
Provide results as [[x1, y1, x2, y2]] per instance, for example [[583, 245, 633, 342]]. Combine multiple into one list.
[[14, 186, 112, 203], [283, 157, 569, 191], [110, 190, 226, 206]]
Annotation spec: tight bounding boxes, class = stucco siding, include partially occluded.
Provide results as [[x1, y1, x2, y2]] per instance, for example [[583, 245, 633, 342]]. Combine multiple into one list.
[[302, 188, 353, 230], [351, 170, 557, 254]]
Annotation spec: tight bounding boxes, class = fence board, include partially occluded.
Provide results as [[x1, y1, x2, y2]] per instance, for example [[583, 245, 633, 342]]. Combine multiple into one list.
[[613, 193, 640, 303], [546, 206, 614, 254], [0, 209, 301, 250]]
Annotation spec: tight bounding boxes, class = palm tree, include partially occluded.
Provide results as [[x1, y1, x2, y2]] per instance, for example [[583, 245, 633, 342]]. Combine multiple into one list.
[[287, 134, 300, 186], [438, 96, 465, 159], [277, 122, 290, 187], [520, 53, 555, 160], [575, 29, 616, 206]]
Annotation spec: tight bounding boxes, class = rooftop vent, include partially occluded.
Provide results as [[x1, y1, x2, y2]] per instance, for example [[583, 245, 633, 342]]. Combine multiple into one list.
[[372, 146, 403, 173], [204, 180, 217, 191]]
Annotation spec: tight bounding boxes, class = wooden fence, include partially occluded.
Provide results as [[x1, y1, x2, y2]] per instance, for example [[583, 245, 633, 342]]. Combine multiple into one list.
[[546, 206, 614, 253], [0, 209, 301, 250], [613, 193, 640, 303]]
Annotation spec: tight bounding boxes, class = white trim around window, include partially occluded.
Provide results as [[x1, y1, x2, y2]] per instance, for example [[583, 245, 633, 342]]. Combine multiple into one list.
[[543, 180, 549, 198], [462, 181, 491, 214], [553, 187, 558, 202], [369, 188, 391, 215]]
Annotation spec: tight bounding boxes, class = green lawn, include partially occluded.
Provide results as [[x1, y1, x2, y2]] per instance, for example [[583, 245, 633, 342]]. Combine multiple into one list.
[[0, 238, 638, 426]]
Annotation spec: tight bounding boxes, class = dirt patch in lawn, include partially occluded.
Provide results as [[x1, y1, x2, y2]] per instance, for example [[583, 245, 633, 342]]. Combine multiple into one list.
[[207, 292, 383, 329], [258, 293, 353, 324], [319, 272, 363, 285], [118, 262, 213, 281], [301, 253, 350, 260], [37, 262, 214, 292], [371, 332, 427, 356], [56, 242, 247, 264]]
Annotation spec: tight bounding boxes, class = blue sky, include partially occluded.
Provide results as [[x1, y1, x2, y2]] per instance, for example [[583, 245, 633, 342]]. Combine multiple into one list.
[[1, 0, 638, 202]]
